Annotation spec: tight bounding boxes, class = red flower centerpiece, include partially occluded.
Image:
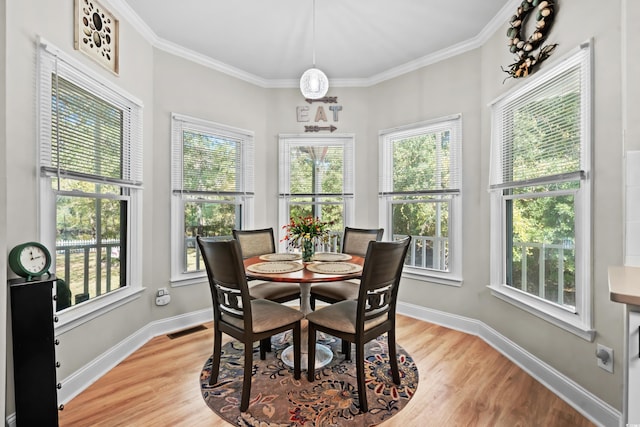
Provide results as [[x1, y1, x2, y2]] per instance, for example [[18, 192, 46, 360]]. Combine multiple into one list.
[[282, 216, 334, 262]]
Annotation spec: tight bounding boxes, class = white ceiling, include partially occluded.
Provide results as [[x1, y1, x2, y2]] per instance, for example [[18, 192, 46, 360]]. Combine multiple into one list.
[[114, 0, 514, 87]]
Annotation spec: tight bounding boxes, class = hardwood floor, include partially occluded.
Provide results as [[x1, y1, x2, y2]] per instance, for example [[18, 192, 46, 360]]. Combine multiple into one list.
[[58, 314, 595, 426]]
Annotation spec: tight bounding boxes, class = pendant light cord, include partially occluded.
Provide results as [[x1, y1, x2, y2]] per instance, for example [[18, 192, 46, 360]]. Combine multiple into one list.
[[300, 0, 328, 99], [312, 0, 316, 67]]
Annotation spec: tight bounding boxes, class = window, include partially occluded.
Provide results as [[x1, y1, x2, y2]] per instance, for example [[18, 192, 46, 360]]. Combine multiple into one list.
[[379, 115, 462, 285], [488, 42, 593, 340], [278, 135, 354, 250], [171, 114, 254, 283], [38, 38, 143, 326]]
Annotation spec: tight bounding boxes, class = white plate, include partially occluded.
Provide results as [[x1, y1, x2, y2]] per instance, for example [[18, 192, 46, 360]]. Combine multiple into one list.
[[259, 253, 302, 261], [312, 252, 352, 262], [247, 261, 303, 274], [306, 262, 363, 275]]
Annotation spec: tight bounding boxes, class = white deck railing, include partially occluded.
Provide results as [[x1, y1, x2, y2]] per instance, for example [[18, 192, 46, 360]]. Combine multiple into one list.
[[512, 241, 574, 306], [57, 234, 575, 310], [56, 239, 121, 304]]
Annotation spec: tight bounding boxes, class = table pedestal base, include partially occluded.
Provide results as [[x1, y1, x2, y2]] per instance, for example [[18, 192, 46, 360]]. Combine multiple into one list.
[[281, 343, 333, 370], [280, 302, 334, 369]]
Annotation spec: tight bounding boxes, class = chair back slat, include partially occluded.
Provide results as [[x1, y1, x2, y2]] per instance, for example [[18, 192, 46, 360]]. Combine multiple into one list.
[[357, 237, 411, 330], [215, 282, 244, 320], [197, 237, 252, 328], [342, 227, 384, 256], [233, 228, 276, 259], [364, 282, 394, 321]]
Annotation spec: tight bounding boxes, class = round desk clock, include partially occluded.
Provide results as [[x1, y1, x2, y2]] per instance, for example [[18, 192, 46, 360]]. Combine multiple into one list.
[[8, 242, 52, 280]]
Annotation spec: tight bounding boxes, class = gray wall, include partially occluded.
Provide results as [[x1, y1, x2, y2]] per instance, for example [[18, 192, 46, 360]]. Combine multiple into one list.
[[371, 50, 485, 319], [3, 0, 156, 414], [624, 0, 640, 153], [149, 50, 271, 319], [364, 0, 625, 409], [263, 86, 376, 228], [1, 0, 7, 420], [480, 0, 624, 407], [2, 0, 633, 418]]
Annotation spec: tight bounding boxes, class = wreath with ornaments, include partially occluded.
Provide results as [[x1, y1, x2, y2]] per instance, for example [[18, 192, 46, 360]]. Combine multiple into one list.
[[503, 0, 558, 81]]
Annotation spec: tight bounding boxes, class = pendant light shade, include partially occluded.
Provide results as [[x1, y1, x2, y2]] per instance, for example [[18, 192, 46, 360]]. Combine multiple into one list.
[[300, 0, 328, 99], [300, 67, 329, 99]]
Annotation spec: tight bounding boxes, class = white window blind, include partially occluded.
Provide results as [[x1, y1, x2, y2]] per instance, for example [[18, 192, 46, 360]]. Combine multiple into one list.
[[38, 41, 143, 188], [37, 37, 144, 327], [171, 114, 254, 196], [379, 115, 462, 196], [487, 42, 594, 340], [490, 43, 590, 190], [279, 136, 354, 197]]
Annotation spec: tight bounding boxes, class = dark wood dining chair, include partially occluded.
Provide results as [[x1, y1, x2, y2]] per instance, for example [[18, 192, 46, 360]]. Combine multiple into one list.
[[232, 228, 301, 304], [309, 227, 383, 358], [233, 228, 303, 353], [309, 227, 384, 310], [306, 237, 411, 413], [196, 237, 303, 412]]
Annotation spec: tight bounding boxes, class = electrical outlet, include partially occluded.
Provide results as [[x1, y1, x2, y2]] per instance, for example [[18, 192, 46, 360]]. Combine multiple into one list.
[[596, 344, 613, 373], [155, 294, 171, 306], [157, 288, 169, 297]]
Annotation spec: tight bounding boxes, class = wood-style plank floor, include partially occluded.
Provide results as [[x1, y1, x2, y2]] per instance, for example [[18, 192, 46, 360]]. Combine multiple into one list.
[[58, 314, 595, 426]]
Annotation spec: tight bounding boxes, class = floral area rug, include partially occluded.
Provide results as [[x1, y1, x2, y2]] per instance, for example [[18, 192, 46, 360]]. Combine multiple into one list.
[[200, 332, 418, 426]]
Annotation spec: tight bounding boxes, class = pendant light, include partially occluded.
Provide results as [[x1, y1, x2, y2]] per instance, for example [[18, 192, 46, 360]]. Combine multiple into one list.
[[300, 0, 329, 99]]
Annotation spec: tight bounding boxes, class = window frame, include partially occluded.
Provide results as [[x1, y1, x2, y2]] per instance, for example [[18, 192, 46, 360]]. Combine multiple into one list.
[[37, 37, 145, 333], [278, 134, 355, 249], [170, 113, 254, 285], [488, 42, 594, 341], [379, 114, 463, 286]]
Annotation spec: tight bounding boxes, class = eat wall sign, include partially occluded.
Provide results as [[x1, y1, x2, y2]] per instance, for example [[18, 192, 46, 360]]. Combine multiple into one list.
[[296, 97, 342, 133]]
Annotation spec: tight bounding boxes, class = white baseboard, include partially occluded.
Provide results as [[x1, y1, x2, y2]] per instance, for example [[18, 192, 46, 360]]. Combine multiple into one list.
[[6, 304, 621, 427], [58, 308, 213, 405], [397, 302, 621, 427]]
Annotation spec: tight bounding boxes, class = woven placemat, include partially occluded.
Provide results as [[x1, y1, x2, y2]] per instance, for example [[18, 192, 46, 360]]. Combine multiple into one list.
[[259, 253, 302, 261], [312, 252, 352, 262], [247, 261, 304, 274], [306, 262, 362, 275]]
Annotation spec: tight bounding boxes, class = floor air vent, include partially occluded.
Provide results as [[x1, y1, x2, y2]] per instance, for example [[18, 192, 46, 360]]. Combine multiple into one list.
[[167, 324, 207, 339]]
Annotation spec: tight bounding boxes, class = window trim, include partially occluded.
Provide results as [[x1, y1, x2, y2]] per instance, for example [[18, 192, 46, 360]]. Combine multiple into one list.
[[378, 114, 463, 285], [170, 113, 255, 285], [37, 37, 144, 331], [487, 41, 594, 341], [278, 134, 355, 249]]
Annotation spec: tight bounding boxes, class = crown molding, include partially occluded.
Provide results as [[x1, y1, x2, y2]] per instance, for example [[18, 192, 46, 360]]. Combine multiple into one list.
[[103, 0, 159, 45], [104, 0, 517, 89]]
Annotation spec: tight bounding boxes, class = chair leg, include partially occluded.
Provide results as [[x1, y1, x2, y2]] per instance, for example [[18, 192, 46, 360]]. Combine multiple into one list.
[[209, 329, 222, 385], [240, 340, 253, 412], [342, 339, 351, 360], [293, 322, 301, 380], [307, 323, 316, 382], [388, 329, 401, 384], [355, 342, 368, 413], [259, 338, 268, 360], [309, 295, 316, 311]]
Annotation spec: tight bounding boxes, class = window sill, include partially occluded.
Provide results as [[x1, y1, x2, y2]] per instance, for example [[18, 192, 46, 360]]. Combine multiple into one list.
[[54, 286, 146, 334], [402, 267, 463, 287], [488, 284, 595, 341], [170, 272, 207, 287]]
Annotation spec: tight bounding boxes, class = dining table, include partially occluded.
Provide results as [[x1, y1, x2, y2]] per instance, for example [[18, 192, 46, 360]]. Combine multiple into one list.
[[244, 252, 365, 369]]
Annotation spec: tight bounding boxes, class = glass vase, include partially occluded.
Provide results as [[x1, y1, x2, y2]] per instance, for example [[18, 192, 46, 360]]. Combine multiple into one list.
[[301, 238, 315, 262]]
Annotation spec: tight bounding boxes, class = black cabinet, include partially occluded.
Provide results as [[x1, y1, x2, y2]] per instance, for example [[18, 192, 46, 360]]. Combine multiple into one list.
[[9, 275, 59, 426]]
